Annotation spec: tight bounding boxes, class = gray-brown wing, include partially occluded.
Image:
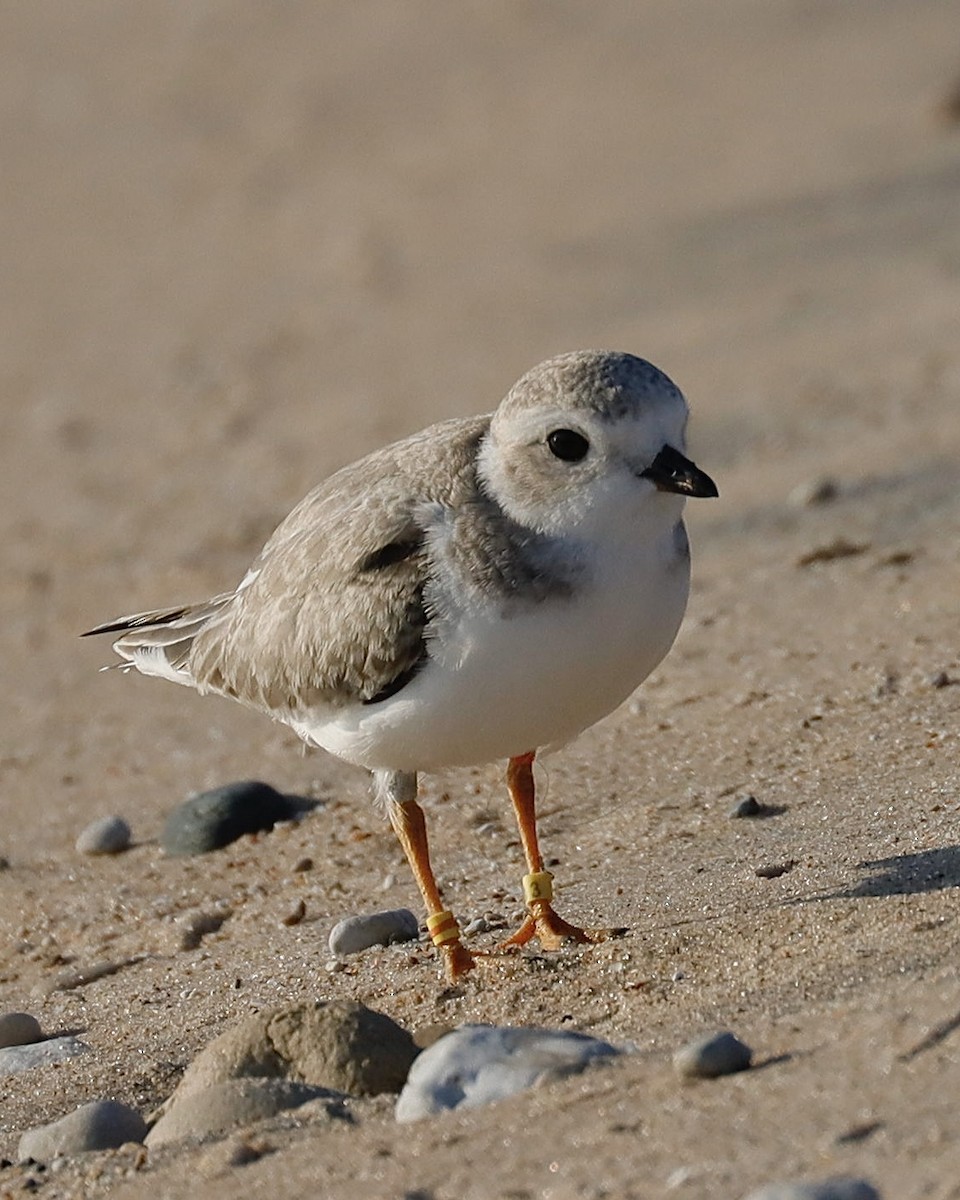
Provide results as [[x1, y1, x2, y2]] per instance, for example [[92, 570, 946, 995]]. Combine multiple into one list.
[[185, 415, 489, 713]]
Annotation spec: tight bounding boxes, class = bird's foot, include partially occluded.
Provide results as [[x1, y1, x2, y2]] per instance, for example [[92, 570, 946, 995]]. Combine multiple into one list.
[[498, 902, 614, 953], [440, 939, 477, 981]]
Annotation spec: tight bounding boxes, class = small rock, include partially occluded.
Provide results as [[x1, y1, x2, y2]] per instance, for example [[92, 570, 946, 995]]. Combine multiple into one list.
[[930, 670, 954, 689], [75, 816, 131, 855], [789, 477, 839, 507], [0, 1013, 42, 1049], [328, 909, 419, 956], [729, 795, 762, 818], [755, 861, 796, 879], [0, 1035, 87, 1076], [396, 1024, 619, 1122], [146, 1079, 343, 1147], [169, 1000, 417, 1101], [742, 1178, 881, 1200], [463, 917, 490, 936], [18, 1100, 146, 1161], [673, 1030, 752, 1079], [161, 781, 313, 857]]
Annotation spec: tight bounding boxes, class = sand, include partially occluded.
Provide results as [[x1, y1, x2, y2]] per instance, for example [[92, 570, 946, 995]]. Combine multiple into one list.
[[1, 2, 959, 1196]]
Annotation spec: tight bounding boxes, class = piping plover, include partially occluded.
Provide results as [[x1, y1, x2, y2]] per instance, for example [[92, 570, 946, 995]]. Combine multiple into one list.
[[84, 350, 717, 980]]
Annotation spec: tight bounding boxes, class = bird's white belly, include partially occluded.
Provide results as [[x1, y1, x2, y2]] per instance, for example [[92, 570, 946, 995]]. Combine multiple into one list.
[[295, 531, 690, 772]]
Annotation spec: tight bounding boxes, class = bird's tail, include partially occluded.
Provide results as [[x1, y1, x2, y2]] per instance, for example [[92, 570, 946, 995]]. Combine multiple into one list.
[[81, 594, 234, 687]]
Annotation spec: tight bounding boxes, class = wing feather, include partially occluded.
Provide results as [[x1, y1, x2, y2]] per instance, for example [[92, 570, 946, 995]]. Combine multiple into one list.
[[87, 415, 490, 715]]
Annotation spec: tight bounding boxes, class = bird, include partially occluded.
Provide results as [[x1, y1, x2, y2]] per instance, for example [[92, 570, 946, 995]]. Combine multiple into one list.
[[83, 350, 717, 981]]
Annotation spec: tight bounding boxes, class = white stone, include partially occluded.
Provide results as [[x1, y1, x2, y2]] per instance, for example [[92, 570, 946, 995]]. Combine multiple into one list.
[[328, 908, 419, 956], [396, 1024, 619, 1121], [75, 815, 131, 855]]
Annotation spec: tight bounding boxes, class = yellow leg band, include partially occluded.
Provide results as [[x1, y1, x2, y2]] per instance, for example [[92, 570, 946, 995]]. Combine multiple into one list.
[[523, 871, 554, 904], [426, 910, 461, 947]]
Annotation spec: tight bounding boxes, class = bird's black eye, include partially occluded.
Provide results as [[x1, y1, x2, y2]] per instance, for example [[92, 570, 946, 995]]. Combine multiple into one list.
[[546, 428, 590, 462]]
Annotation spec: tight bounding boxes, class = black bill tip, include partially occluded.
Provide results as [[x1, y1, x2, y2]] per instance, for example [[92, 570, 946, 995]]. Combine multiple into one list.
[[640, 445, 718, 498]]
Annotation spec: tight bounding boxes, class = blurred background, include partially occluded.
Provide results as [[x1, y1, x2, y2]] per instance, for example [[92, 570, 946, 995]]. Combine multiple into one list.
[[1, 0, 959, 845]]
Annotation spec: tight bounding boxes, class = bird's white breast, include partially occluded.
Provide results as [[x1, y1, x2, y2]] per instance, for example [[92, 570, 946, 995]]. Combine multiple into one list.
[[293, 516, 690, 772]]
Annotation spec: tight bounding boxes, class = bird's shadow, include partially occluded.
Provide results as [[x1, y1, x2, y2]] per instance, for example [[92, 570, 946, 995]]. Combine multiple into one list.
[[827, 845, 960, 900]]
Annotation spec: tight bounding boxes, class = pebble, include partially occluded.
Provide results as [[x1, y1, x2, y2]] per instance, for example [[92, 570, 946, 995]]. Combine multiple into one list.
[[0, 1035, 87, 1076], [0, 1013, 42, 1048], [147, 1079, 344, 1147], [18, 1100, 147, 1161], [673, 1030, 753, 1079], [729, 794, 762, 818], [328, 909, 419, 956], [75, 815, 131, 855], [168, 999, 417, 1101], [788, 477, 839, 507], [395, 1024, 619, 1122], [742, 1178, 881, 1200], [755, 861, 796, 879], [161, 781, 313, 856]]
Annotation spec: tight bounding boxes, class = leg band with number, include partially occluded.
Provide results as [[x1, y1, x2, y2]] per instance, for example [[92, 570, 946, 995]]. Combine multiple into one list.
[[522, 871, 554, 903]]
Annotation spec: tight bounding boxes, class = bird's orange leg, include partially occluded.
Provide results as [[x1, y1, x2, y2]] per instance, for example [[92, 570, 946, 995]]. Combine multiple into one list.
[[386, 778, 475, 981], [500, 751, 610, 951]]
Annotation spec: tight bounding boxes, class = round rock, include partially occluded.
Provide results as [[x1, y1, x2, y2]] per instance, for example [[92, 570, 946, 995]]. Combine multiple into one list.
[[743, 1179, 881, 1200], [396, 1024, 619, 1122], [161, 781, 308, 856], [75, 815, 131, 855], [146, 1078, 343, 1147], [18, 1100, 147, 1161], [674, 1030, 753, 1079], [328, 909, 419, 956], [0, 1012, 42, 1048], [170, 999, 417, 1100]]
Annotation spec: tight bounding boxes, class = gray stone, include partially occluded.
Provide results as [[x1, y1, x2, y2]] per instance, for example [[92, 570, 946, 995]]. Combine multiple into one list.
[[0, 1012, 42, 1048], [729, 794, 762, 818], [75, 815, 132, 855], [328, 909, 419, 956], [0, 1034, 87, 1075], [18, 1100, 147, 1161], [169, 999, 417, 1101], [743, 1178, 881, 1200], [146, 1078, 344, 1147], [396, 1024, 619, 1122], [161, 781, 314, 856], [674, 1030, 753, 1079]]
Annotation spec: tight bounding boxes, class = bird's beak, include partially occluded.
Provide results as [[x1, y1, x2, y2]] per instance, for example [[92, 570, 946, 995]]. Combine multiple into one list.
[[640, 445, 718, 498]]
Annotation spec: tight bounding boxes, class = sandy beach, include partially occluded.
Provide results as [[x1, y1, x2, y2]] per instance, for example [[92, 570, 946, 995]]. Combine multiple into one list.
[[1, 3, 960, 1196]]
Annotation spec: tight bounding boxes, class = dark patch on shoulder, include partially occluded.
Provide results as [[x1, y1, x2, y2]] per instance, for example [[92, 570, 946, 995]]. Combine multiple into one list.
[[358, 536, 424, 572], [361, 646, 429, 705]]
